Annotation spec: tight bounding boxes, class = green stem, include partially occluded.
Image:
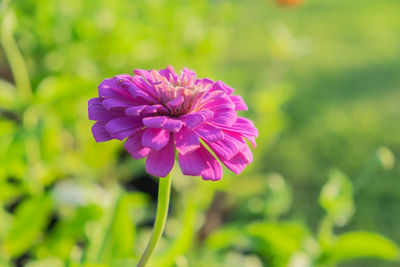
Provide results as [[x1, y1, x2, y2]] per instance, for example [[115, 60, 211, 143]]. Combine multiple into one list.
[[137, 173, 172, 267]]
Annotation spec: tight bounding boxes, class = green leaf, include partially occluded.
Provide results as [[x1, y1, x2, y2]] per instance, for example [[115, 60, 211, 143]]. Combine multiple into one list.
[[320, 169, 355, 227], [0, 78, 18, 109], [83, 189, 136, 264], [264, 173, 292, 219], [247, 221, 310, 255], [151, 198, 196, 267], [206, 226, 250, 251], [3, 194, 53, 257], [24, 257, 64, 267], [328, 232, 399, 263]]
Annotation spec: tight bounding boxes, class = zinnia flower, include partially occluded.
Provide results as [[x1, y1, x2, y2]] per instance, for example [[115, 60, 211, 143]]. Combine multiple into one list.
[[88, 66, 258, 180]]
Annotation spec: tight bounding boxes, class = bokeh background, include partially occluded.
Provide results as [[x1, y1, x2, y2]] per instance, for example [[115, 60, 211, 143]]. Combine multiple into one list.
[[0, 0, 399, 266]]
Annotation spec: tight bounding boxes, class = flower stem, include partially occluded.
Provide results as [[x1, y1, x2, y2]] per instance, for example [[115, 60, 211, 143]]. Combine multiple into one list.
[[137, 173, 172, 267]]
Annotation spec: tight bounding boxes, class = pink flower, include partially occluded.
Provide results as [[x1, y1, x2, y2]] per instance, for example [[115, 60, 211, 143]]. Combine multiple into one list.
[[89, 66, 258, 180]]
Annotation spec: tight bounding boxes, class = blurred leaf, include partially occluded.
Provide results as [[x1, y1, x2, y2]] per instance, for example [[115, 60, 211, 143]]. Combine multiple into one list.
[[0, 129, 28, 180], [0, 249, 11, 267], [84, 189, 136, 264], [37, 204, 102, 260], [264, 173, 292, 219], [0, 120, 17, 180], [328, 232, 399, 263], [151, 198, 196, 267], [376, 146, 395, 170], [110, 258, 138, 267], [24, 257, 64, 267], [206, 220, 312, 267], [319, 169, 355, 227], [3, 194, 53, 257], [247, 221, 310, 255], [0, 79, 18, 109], [0, 207, 12, 239], [206, 226, 251, 251], [251, 83, 292, 153]]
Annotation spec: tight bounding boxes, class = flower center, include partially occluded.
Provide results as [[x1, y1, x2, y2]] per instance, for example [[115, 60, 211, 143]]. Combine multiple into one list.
[[149, 70, 211, 116]]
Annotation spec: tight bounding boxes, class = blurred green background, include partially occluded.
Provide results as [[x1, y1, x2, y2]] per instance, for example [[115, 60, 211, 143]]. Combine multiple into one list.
[[0, 0, 399, 266]]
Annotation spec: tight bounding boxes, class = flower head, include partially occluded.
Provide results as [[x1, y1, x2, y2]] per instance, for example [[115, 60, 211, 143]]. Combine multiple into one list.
[[89, 66, 258, 180]]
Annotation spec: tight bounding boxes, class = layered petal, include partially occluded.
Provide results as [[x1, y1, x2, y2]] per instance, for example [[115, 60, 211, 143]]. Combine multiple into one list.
[[88, 98, 124, 121], [98, 77, 133, 100], [141, 128, 170, 150], [143, 116, 183, 132], [209, 80, 234, 95], [145, 136, 175, 177], [141, 105, 169, 116], [166, 96, 184, 112], [105, 117, 142, 140], [124, 130, 151, 159], [102, 98, 135, 110], [206, 133, 247, 161], [178, 150, 208, 176], [179, 144, 222, 180], [125, 105, 148, 116], [194, 123, 224, 142], [180, 110, 214, 129], [220, 147, 253, 175], [92, 122, 112, 142], [175, 126, 200, 155], [158, 65, 179, 81], [215, 117, 258, 147], [230, 95, 248, 111]]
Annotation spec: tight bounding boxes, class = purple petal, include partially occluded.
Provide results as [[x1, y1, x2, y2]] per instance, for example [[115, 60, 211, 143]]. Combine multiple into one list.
[[158, 65, 179, 81], [88, 97, 102, 105], [215, 117, 258, 147], [124, 130, 151, 159], [102, 98, 135, 110], [209, 80, 234, 95], [210, 109, 237, 126], [105, 117, 142, 140], [125, 105, 148, 116], [133, 69, 153, 80], [145, 136, 175, 177], [195, 78, 214, 87], [200, 91, 235, 111], [88, 98, 124, 121], [98, 77, 133, 100], [230, 95, 248, 111], [180, 68, 197, 87], [132, 78, 158, 98], [141, 105, 169, 116], [141, 128, 170, 150], [241, 145, 254, 164], [166, 96, 184, 112], [91, 122, 112, 142], [178, 144, 222, 181], [206, 134, 245, 161], [180, 110, 214, 129], [194, 123, 224, 142], [220, 149, 253, 175], [143, 116, 183, 132], [178, 148, 209, 176], [198, 145, 223, 181], [126, 75, 159, 104], [128, 86, 157, 104], [175, 126, 200, 155], [230, 117, 258, 137]]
